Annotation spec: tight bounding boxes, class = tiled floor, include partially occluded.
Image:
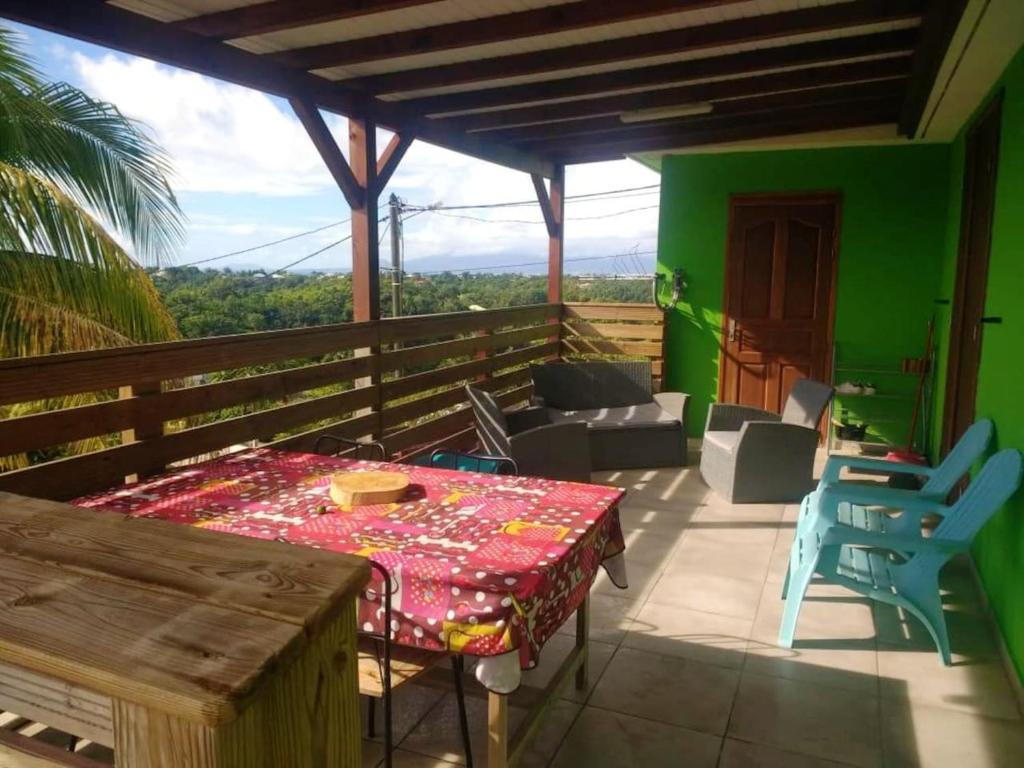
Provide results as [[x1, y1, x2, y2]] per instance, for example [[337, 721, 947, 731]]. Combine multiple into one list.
[[363, 457, 1024, 767]]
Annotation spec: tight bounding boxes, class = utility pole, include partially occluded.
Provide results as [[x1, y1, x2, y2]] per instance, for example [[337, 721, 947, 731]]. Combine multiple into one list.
[[389, 193, 403, 318]]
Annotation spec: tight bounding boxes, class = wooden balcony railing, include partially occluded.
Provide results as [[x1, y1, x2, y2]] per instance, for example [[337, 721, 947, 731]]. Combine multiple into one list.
[[0, 303, 665, 501]]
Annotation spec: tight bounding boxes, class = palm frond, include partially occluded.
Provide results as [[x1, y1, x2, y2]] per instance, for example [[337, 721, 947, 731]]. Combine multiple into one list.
[[0, 249, 179, 358], [0, 82, 184, 264]]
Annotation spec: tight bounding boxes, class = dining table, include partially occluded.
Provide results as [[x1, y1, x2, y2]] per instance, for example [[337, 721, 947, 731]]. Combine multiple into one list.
[[73, 447, 628, 767]]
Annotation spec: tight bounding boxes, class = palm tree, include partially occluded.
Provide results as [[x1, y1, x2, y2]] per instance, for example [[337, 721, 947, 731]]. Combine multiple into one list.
[[0, 26, 183, 358]]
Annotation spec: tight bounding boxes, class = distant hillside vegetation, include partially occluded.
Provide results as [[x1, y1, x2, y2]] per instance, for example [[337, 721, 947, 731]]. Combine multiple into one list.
[[150, 268, 651, 338]]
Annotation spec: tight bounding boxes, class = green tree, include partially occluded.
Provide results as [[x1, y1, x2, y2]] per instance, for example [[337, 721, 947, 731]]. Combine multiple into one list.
[[0, 27, 183, 358]]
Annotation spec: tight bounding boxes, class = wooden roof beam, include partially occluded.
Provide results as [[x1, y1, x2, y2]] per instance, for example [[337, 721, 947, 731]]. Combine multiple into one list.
[[344, 0, 926, 96], [289, 98, 365, 209], [439, 56, 911, 133], [271, 0, 749, 70], [497, 80, 908, 146], [557, 99, 903, 163], [0, 0, 554, 178], [399, 28, 918, 115], [376, 133, 414, 193], [898, 0, 971, 137], [175, 1, 447, 41]]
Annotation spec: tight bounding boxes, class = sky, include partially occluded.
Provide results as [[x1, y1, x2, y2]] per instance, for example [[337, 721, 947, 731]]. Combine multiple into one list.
[[9, 20, 662, 276]]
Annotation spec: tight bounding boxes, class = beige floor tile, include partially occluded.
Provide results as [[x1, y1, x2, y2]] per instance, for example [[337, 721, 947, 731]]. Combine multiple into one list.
[[592, 560, 660, 601], [587, 646, 740, 734], [617, 498, 700, 531], [728, 672, 883, 768], [513, 699, 582, 768], [623, 601, 751, 669], [720, 738, 860, 767], [399, 693, 525, 766], [880, 698, 1024, 767], [518, 634, 617, 704], [693, 500, 786, 525], [556, 592, 641, 646], [619, 525, 685, 567], [549, 706, 722, 768], [663, 536, 774, 583], [876, 643, 1021, 721], [363, 683, 448, 746], [363, 741, 460, 767], [647, 569, 765, 620], [600, 466, 712, 507], [746, 581, 878, 693], [872, 600, 1002, 660]]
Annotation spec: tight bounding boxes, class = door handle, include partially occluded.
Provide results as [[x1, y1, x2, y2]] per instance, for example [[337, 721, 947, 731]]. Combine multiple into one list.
[[727, 318, 739, 341]]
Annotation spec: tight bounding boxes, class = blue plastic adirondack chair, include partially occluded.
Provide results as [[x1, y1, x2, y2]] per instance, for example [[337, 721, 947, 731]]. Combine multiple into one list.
[[783, 420, 994, 598], [779, 448, 1023, 665]]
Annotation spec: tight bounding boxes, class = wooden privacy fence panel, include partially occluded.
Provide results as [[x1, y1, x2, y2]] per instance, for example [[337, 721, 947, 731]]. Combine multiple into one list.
[[561, 303, 667, 389], [0, 304, 560, 501]]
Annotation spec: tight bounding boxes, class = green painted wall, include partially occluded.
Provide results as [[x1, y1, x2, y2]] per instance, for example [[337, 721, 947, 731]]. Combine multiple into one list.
[[930, 45, 1024, 682], [657, 144, 951, 438]]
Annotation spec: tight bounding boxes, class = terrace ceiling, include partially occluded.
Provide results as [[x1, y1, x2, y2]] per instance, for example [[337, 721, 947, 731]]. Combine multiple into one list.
[[0, 0, 967, 175]]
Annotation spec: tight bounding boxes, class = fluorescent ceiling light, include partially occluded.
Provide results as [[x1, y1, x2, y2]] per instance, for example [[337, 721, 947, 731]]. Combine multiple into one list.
[[619, 103, 714, 123]]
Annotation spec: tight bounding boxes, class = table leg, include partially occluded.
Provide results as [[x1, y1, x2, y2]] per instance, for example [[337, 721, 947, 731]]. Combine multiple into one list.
[[575, 593, 590, 691], [487, 691, 508, 768]]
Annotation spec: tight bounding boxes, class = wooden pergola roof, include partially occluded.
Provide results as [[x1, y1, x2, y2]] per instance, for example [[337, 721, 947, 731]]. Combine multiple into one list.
[[2, 0, 967, 177]]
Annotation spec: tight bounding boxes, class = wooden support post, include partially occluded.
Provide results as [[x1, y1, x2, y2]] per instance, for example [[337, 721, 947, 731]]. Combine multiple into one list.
[[349, 117, 380, 324], [348, 117, 383, 439], [575, 593, 590, 690], [546, 165, 565, 305], [487, 691, 509, 768], [118, 381, 162, 484]]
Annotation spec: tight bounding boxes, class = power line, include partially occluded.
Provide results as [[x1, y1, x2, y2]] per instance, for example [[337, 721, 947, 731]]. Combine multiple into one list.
[[179, 219, 351, 267], [411, 249, 657, 276], [402, 183, 659, 212], [420, 204, 659, 227], [267, 236, 352, 276]]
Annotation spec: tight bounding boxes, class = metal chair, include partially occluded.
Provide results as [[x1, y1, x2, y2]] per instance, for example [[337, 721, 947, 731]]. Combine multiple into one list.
[[314, 434, 388, 461], [429, 448, 519, 476], [319, 438, 472, 766], [360, 559, 473, 767]]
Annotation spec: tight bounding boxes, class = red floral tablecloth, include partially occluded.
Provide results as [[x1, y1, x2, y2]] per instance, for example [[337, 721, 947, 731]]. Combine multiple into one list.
[[73, 449, 626, 670]]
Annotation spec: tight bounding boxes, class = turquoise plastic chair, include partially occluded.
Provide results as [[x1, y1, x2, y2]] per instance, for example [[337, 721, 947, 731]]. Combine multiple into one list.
[[783, 420, 994, 597], [779, 448, 1022, 665]]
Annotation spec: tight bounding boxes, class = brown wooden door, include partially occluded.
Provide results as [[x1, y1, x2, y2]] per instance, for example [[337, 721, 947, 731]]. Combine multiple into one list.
[[942, 96, 1002, 454], [720, 195, 839, 414]]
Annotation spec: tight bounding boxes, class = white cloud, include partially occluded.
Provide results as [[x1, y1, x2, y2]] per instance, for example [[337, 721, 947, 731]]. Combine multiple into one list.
[[72, 53, 340, 196], [69, 50, 661, 273]]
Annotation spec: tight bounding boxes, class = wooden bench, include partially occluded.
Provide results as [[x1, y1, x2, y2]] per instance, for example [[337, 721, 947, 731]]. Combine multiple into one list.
[[0, 492, 369, 767]]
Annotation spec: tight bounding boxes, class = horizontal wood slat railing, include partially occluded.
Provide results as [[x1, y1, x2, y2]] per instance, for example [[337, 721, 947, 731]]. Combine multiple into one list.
[[0, 302, 666, 501], [561, 303, 666, 389]]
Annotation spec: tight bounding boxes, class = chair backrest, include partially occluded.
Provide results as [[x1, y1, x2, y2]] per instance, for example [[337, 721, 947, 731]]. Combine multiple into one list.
[[530, 361, 652, 410], [430, 449, 519, 476], [921, 419, 994, 496], [465, 385, 511, 456], [781, 379, 834, 428], [909, 449, 1022, 577]]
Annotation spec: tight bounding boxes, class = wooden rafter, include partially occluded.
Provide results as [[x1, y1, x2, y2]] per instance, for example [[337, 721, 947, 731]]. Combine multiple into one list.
[[499, 80, 908, 146], [376, 133, 414, 194], [175, 0, 446, 40], [289, 98, 364, 209], [0, 0, 554, 178], [898, 0, 971, 137], [344, 0, 925, 96], [445, 57, 911, 133], [556, 99, 902, 163], [271, 0, 748, 70], [531, 175, 559, 240], [399, 29, 918, 115]]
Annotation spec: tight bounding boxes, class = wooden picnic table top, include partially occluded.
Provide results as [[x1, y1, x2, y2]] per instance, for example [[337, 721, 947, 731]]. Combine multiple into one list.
[[0, 491, 369, 727]]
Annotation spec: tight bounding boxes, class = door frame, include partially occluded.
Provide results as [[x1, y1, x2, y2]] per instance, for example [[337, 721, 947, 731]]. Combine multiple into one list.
[[717, 191, 843, 404], [941, 93, 1003, 455]]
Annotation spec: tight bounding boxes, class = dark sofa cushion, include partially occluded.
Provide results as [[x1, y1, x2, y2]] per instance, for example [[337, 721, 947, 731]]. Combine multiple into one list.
[[530, 361, 652, 410]]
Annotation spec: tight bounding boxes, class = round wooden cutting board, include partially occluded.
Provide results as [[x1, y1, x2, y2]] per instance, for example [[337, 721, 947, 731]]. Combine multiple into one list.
[[329, 471, 410, 507]]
